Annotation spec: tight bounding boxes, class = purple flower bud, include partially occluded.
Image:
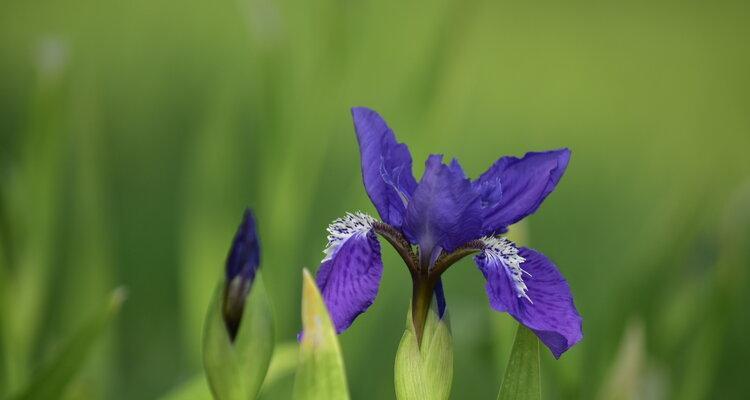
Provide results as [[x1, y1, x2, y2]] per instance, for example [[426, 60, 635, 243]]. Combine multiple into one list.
[[223, 209, 260, 341]]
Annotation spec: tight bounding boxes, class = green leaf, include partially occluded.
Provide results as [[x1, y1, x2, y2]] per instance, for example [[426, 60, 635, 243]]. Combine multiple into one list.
[[292, 269, 349, 400], [158, 375, 212, 400], [158, 341, 297, 400], [497, 324, 540, 400], [10, 287, 126, 400], [394, 302, 453, 400], [203, 274, 275, 400], [263, 342, 298, 390], [595, 319, 646, 400]]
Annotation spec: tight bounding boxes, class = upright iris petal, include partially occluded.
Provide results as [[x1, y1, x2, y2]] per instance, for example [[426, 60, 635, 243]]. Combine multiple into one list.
[[315, 213, 384, 333], [223, 209, 261, 340], [476, 149, 570, 235], [352, 107, 418, 228], [475, 238, 582, 358], [403, 155, 483, 254]]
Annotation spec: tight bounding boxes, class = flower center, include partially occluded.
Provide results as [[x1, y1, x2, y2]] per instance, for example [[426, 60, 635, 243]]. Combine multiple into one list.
[[480, 236, 532, 303]]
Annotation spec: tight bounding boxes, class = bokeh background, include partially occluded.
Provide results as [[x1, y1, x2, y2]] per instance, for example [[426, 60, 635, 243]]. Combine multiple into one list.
[[2, 0, 750, 399]]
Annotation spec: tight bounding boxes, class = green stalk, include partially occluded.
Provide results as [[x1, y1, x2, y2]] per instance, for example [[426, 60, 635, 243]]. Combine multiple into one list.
[[410, 278, 435, 345]]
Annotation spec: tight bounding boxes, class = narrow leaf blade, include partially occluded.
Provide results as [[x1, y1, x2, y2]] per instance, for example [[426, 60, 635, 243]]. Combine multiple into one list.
[[293, 269, 349, 400], [12, 287, 126, 400], [262, 342, 299, 390], [158, 375, 212, 400], [159, 341, 297, 400], [498, 324, 541, 400]]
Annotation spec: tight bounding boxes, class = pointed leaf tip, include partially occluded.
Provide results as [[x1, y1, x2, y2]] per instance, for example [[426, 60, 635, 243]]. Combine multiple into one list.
[[293, 269, 349, 400]]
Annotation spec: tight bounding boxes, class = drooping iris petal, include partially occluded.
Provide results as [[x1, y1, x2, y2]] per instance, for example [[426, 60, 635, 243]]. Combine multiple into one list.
[[315, 213, 384, 333], [475, 149, 570, 235], [352, 107, 418, 228], [403, 155, 483, 253], [475, 238, 582, 358]]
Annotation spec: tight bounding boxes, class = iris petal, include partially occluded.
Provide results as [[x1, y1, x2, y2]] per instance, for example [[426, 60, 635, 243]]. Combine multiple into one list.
[[476, 149, 570, 235], [352, 107, 418, 228], [434, 278, 447, 318], [403, 155, 483, 253], [476, 243, 582, 358], [316, 213, 384, 333]]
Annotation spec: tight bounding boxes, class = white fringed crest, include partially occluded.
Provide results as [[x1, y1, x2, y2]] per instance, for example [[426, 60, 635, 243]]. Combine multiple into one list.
[[480, 236, 532, 303], [322, 212, 376, 262]]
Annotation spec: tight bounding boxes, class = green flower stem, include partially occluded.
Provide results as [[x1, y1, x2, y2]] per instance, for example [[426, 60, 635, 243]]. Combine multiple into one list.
[[372, 222, 486, 344], [410, 278, 435, 345]]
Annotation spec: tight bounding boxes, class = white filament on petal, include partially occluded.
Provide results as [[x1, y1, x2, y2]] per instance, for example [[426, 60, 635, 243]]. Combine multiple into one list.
[[480, 236, 532, 303], [322, 212, 376, 262]]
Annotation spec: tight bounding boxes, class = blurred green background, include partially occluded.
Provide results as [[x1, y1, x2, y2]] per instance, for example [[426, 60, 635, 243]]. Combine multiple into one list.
[[2, 0, 749, 398]]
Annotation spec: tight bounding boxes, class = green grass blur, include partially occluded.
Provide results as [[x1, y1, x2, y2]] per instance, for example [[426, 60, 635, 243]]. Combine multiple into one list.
[[1, 0, 749, 398]]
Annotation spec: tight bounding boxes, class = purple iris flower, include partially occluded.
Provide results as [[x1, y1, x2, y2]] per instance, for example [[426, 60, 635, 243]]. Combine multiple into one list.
[[314, 107, 582, 358], [223, 209, 261, 341]]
